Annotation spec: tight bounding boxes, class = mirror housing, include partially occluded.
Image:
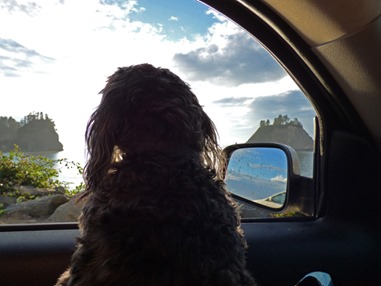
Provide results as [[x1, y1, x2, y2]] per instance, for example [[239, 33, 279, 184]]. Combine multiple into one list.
[[223, 143, 315, 218]]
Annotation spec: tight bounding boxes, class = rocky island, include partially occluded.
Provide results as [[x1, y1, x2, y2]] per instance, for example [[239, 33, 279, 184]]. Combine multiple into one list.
[[247, 115, 313, 151], [0, 112, 63, 152]]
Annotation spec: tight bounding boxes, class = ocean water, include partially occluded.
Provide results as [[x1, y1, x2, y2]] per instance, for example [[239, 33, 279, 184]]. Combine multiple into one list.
[[297, 151, 314, 178], [28, 148, 87, 190], [41, 149, 314, 190]]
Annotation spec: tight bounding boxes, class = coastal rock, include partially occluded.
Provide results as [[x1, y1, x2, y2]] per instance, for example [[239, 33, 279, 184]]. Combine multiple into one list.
[[15, 117, 63, 152], [0, 112, 63, 152], [247, 124, 313, 151], [4, 194, 68, 218], [47, 196, 83, 222], [15, 185, 65, 196], [0, 196, 17, 208]]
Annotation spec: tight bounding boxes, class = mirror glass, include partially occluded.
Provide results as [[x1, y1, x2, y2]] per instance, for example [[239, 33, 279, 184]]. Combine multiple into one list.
[[298, 272, 334, 286], [225, 147, 288, 209]]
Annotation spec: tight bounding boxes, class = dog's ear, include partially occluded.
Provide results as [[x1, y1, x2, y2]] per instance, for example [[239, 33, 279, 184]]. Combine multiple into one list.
[[83, 67, 140, 192], [201, 111, 221, 169], [84, 107, 117, 193]]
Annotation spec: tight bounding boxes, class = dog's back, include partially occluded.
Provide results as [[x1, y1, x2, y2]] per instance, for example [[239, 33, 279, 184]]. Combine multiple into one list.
[[58, 152, 255, 286]]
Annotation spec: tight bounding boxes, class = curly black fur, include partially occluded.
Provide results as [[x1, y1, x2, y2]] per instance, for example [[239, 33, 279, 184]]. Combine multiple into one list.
[[55, 64, 256, 286]]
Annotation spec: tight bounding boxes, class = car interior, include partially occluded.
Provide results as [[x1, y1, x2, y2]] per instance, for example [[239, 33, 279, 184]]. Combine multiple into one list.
[[1, 0, 381, 285]]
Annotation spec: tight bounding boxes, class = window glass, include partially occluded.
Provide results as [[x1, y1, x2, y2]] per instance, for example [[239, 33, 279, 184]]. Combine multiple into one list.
[[0, 0, 316, 224]]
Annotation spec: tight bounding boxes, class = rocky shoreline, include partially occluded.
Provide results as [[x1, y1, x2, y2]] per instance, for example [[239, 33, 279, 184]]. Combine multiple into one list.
[[0, 185, 83, 224]]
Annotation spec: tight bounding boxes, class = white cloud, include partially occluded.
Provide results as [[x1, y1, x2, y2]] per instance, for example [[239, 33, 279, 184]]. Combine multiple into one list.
[[271, 175, 287, 183], [205, 8, 227, 22], [135, 6, 146, 13], [173, 14, 286, 86], [169, 16, 178, 21], [0, 0, 41, 15]]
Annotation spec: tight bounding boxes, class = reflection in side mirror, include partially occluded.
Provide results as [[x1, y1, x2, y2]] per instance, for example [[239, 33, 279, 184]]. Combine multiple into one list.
[[224, 144, 298, 210], [296, 272, 334, 286]]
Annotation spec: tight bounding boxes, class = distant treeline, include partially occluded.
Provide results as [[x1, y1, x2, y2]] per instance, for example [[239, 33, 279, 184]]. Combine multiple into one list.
[[0, 112, 63, 152], [259, 114, 303, 128]]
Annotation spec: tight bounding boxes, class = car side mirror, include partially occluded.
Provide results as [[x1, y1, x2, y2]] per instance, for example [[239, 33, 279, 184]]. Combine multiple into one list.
[[223, 143, 314, 218]]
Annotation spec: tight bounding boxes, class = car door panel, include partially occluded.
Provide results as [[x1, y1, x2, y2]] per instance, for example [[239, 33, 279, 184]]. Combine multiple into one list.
[[0, 228, 76, 286], [1, 217, 380, 286]]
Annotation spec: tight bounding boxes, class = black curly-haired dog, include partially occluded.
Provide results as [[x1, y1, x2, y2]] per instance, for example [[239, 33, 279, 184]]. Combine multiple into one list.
[[56, 64, 256, 286]]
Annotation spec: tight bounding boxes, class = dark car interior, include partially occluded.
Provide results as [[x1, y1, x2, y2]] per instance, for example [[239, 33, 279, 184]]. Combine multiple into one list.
[[1, 0, 381, 285]]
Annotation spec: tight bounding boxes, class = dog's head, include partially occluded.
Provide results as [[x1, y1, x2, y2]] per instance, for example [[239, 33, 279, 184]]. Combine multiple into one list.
[[84, 63, 221, 191]]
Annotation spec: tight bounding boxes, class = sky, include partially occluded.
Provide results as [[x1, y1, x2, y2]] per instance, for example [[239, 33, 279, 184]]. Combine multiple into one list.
[[0, 0, 316, 162]]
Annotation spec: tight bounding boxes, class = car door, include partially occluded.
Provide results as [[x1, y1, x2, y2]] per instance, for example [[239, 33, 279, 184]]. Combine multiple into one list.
[[1, 1, 381, 286]]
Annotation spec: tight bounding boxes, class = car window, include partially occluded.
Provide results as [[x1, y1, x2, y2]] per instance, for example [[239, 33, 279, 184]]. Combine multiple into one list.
[[0, 0, 316, 224]]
